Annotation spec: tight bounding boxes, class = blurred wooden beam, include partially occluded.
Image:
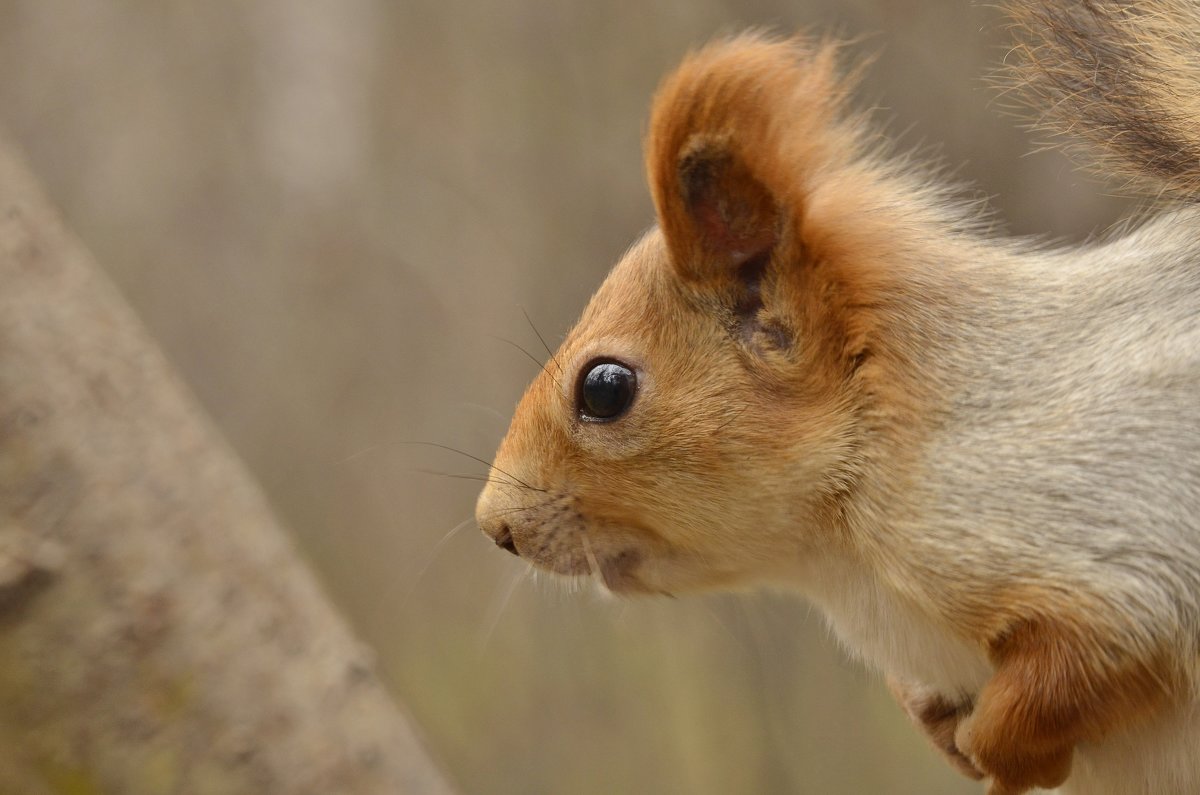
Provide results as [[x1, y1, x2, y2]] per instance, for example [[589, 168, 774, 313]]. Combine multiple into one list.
[[0, 132, 454, 795]]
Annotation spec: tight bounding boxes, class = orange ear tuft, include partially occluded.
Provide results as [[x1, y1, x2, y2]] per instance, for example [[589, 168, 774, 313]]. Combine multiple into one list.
[[645, 34, 852, 281]]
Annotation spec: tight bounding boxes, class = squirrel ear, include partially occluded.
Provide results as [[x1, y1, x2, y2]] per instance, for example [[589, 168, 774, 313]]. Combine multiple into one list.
[[670, 134, 780, 277], [647, 36, 865, 284], [646, 37, 800, 282], [650, 126, 783, 283]]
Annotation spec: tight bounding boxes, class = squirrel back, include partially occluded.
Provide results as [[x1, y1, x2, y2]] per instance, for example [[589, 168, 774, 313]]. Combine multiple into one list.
[[477, 3, 1200, 793]]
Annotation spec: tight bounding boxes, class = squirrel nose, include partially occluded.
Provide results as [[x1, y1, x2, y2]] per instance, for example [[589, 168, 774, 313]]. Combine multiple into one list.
[[477, 482, 522, 556], [493, 524, 519, 556]]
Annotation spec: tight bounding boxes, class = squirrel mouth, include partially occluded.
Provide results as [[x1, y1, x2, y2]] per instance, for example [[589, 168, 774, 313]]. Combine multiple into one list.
[[486, 511, 655, 594], [595, 549, 647, 593], [533, 542, 647, 594]]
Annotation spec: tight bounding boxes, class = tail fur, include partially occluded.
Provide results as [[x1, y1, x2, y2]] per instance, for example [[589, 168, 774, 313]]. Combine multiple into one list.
[[1005, 0, 1200, 201]]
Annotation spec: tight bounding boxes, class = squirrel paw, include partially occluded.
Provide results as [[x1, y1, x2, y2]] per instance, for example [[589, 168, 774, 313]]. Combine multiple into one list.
[[887, 677, 983, 781]]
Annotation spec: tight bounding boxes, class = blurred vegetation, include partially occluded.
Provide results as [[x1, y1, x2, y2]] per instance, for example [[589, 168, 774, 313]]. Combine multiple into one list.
[[0, 2, 1129, 793]]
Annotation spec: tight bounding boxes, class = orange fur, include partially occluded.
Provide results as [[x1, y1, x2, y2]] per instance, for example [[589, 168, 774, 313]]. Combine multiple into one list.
[[961, 616, 1178, 793]]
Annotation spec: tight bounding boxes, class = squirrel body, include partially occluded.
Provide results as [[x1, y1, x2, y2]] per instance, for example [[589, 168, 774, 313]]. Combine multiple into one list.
[[476, 3, 1200, 792]]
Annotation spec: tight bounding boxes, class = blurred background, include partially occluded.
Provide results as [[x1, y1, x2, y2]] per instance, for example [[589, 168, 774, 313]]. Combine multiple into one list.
[[0, 2, 1131, 793]]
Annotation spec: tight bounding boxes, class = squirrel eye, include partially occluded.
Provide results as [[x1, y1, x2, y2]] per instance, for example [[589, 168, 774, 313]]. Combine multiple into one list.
[[577, 360, 637, 421]]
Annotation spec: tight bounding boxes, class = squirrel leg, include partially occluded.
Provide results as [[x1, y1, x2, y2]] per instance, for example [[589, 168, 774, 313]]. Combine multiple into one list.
[[953, 617, 1173, 795]]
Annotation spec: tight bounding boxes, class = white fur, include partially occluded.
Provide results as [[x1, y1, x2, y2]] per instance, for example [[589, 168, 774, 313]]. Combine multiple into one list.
[[1064, 703, 1200, 794], [788, 555, 992, 698]]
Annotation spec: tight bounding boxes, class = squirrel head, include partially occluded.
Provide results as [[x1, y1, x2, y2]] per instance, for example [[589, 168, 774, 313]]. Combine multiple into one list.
[[476, 34, 924, 594]]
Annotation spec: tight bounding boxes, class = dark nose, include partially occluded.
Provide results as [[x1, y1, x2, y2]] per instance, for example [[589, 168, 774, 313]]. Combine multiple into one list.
[[477, 478, 523, 556], [494, 523, 519, 556]]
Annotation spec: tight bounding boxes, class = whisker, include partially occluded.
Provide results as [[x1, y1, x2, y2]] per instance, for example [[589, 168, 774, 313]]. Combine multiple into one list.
[[479, 505, 538, 521], [479, 564, 533, 650], [401, 515, 478, 606], [522, 307, 562, 374], [735, 598, 805, 782], [333, 445, 382, 466], [415, 468, 539, 492], [457, 401, 509, 425], [490, 335, 560, 387], [714, 404, 751, 433], [579, 529, 609, 594], [418, 470, 493, 484], [477, 491, 560, 521], [404, 442, 544, 492], [698, 598, 749, 651]]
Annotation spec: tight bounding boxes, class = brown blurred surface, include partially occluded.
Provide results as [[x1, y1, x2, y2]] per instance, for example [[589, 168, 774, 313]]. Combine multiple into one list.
[[0, 2, 1130, 793]]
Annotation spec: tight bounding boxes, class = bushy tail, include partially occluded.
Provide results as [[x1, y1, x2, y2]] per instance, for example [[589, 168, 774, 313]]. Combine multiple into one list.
[[1005, 0, 1200, 201]]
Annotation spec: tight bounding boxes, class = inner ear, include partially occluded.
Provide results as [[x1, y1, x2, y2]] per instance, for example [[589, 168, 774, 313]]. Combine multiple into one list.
[[666, 135, 794, 352], [676, 135, 780, 279]]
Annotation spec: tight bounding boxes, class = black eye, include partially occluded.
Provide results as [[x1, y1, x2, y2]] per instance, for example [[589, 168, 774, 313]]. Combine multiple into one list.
[[577, 360, 637, 421]]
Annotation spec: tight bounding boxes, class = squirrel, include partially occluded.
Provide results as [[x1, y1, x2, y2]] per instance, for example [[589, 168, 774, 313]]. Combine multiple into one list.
[[474, 2, 1200, 793]]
